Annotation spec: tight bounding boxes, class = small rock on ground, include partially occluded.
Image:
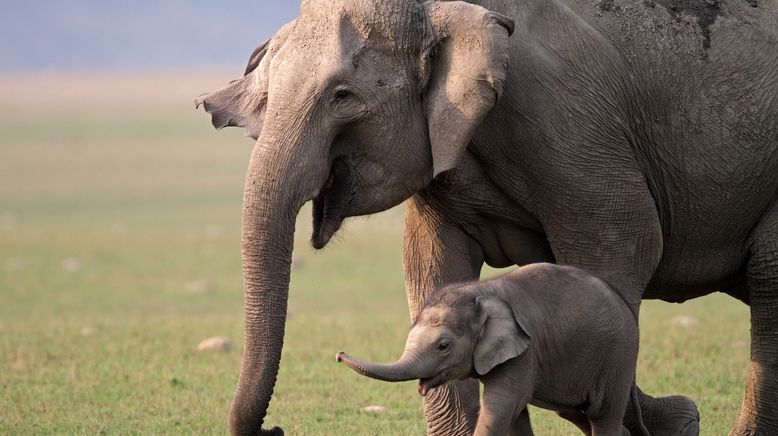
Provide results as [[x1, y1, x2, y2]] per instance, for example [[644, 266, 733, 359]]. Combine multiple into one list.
[[197, 336, 232, 352], [291, 255, 304, 271], [61, 257, 82, 273], [732, 339, 748, 349], [186, 279, 210, 294], [110, 222, 128, 237], [5, 258, 24, 272], [361, 405, 389, 414], [204, 225, 223, 240], [668, 315, 699, 328]]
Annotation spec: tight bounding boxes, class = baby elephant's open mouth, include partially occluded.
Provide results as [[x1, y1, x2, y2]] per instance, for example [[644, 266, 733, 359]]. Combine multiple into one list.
[[418, 374, 446, 397], [418, 380, 429, 397]]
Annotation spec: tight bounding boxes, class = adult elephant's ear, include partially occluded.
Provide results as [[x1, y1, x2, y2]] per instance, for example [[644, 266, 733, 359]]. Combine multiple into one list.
[[422, 1, 514, 177], [195, 20, 296, 140]]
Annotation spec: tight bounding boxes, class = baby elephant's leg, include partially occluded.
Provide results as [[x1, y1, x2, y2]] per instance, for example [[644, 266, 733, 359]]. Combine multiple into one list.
[[508, 408, 533, 436], [589, 384, 634, 436], [589, 410, 630, 436], [589, 416, 628, 436], [476, 362, 532, 436], [558, 410, 592, 435]]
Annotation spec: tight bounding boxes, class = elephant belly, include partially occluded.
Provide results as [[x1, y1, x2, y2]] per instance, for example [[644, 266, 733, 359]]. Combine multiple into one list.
[[643, 242, 747, 302], [640, 143, 777, 301], [529, 376, 607, 417], [463, 222, 555, 269], [528, 398, 583, 415]]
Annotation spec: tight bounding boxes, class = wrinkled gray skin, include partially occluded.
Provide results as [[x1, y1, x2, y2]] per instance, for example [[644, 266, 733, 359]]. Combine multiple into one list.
[[197, 0, 778, 434], [338, 263, 647, 436]]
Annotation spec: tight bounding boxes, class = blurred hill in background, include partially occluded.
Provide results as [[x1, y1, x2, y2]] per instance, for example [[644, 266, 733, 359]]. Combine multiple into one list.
[[0, 1, 298, 72]]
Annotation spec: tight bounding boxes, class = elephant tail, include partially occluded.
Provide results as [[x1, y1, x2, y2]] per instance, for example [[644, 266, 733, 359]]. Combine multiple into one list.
[[629, 383, 651, 436]]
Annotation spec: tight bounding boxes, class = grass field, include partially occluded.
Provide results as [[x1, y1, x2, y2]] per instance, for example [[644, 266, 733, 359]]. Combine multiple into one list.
[[0, 73, 751, 435]]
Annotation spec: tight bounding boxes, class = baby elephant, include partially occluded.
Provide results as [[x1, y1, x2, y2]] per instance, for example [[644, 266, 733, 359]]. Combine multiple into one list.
[[337, 263, 646, 436]]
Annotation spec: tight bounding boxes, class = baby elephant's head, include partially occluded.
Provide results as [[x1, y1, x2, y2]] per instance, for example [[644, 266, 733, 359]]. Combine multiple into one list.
[[337, 293, 530, 396]]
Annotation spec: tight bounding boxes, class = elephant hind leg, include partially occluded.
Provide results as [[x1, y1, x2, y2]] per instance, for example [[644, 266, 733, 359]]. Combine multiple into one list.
[[731, 203, 778, 435]]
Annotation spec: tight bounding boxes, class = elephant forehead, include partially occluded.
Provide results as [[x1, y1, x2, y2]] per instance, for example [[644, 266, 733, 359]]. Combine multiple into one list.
[[417, 305, 472, 334], [297, 0, 424, 52], [408, 324, 441, 342]]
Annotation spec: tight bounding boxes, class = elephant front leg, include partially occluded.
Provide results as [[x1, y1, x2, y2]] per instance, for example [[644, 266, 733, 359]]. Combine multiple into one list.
[[476, 360, 532, 436], [731, 206, 778, 435], [403, 196, 485, 435]]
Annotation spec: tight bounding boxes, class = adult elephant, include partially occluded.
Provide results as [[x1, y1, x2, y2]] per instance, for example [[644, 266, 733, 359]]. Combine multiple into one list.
[[197, 0, 778, 434]]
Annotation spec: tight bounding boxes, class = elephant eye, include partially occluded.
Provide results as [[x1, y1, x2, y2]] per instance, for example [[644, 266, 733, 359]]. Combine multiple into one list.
[[436, 341, 450, 352], [333, 89, 352, 102], [329, 86, 365, 118]]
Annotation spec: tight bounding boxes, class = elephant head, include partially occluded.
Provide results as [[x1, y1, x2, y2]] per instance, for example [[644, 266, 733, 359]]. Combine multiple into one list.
[[196, 1, 514, 434], [337, 293, 531, 395]]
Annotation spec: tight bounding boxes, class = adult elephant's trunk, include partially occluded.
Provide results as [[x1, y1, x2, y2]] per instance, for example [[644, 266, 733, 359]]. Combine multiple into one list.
[[228, 128, 315, 436], [336, 350, 429, 382]]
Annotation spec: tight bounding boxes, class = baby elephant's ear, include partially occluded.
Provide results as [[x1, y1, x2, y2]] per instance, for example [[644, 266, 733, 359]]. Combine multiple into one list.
[[474, 296, 530, 376]]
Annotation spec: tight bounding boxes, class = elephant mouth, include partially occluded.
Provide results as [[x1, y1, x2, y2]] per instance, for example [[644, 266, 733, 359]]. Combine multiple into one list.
[[418, 372, 448, 397], [311, 159, 351, 249]]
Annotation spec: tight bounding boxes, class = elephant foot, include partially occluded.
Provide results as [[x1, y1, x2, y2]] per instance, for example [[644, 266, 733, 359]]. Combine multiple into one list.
[[730, 413, 778, 436], [638, 393, 700, 436], [259, 426, 284, 436], [729, 361, 778, 436], [730, 421, 759, 436]]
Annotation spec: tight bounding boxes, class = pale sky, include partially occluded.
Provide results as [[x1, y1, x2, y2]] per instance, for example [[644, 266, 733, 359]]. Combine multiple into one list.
[[0, 1, 300, 72]]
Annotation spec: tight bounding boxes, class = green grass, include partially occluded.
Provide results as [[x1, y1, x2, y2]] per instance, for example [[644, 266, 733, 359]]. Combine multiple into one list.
[[0, 97, 750, 435]]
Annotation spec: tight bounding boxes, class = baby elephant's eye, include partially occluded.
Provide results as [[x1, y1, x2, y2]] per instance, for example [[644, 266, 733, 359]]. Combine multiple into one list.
[[436, 341, 450, 352]]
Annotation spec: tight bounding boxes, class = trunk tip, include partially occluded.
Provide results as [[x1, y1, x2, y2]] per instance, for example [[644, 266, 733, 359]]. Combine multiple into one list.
[[336, 351, 346, 363]]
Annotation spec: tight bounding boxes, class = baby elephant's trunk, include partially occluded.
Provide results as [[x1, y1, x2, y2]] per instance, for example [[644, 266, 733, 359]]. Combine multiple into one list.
[[336, 351, 425, 382]]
